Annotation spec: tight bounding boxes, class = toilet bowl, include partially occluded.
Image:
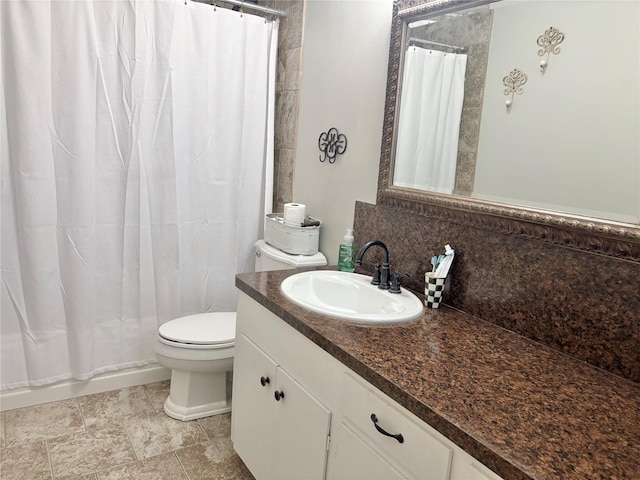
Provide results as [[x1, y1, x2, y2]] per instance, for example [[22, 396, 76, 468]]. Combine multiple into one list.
[[155, 239, 327, 421], [155, 312, 236, 421]]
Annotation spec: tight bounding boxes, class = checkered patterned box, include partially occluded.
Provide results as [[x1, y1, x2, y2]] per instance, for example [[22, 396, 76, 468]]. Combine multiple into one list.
[[425, 272, 446, 308]]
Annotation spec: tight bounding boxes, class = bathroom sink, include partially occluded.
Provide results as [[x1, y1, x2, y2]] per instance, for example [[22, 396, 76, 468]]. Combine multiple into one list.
[[280, 270, 424, 324]]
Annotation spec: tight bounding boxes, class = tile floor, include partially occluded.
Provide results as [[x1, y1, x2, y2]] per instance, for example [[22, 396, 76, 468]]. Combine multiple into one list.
[[0, 381, 254, 480]]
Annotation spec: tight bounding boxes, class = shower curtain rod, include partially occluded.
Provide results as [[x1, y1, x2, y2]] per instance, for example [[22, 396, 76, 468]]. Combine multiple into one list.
[[205, 0, 287, 17], [408, 37, 467, 53]]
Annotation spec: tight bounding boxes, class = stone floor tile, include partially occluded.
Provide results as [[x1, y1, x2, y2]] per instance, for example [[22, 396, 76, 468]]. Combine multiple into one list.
[[78, 386, 156, 429], [95, 452, 188, 480], [0, 440, 52, 480], [1, 383, 249, 480], [4, 399, 85, 448], [48, 425, 136, 479], [142, 381, 170, 413], [176, 437, 254, 480], [124, 412, 207, 460], [195, 412, 231, 439]]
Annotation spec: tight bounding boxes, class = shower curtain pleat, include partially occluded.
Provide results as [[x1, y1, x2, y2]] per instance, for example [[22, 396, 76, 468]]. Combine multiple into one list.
[[393, 47, 467, 194], [0, 0, 277, 390]]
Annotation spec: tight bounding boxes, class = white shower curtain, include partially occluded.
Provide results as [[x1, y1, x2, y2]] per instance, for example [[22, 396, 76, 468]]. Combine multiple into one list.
[[0, 0, 278, 390], [393, 47, 467, 194]]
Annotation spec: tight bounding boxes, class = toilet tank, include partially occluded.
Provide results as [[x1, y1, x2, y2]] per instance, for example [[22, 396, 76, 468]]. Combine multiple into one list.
[[254, 240, 327, 272]]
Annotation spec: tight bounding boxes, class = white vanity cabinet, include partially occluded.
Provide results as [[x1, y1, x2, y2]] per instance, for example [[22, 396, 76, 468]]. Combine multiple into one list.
[[232, 291, 504, 480], [232, 333, 331, 480]]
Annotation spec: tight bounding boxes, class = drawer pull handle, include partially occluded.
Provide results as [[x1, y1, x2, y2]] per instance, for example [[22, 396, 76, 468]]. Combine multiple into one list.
[[275, 390, 285, 401], [260, 376, 270, 387], [370, 413, 404, 444]]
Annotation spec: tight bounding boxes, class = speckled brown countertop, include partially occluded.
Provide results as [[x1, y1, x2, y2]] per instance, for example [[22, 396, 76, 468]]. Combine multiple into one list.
[[236, 268, 640, 480]]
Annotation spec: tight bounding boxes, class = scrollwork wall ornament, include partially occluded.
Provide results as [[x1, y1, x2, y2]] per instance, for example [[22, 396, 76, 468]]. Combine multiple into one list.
[[318, 127, 347, 164], [503, 68, 528, 113], [537, 26, 565, 74]]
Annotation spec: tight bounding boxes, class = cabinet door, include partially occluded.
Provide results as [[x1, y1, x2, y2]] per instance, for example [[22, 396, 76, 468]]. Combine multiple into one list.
[[272, 366, 332, 480], [327, 421, 410, 480], [231, 334, 278, 480]]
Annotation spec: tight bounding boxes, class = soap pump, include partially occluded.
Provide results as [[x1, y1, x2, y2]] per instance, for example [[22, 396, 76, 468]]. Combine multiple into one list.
[[337, 229, 355, 272]]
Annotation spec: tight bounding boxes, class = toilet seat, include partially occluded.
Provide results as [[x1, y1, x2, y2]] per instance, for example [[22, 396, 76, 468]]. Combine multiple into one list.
[[158, 312, 236, 349]]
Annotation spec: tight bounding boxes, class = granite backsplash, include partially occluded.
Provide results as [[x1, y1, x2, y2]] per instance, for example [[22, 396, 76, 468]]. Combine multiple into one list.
[[353, 201, 640, 384]]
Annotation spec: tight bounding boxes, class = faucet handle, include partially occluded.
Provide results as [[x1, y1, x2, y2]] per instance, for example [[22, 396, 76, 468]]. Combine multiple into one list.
[[389, 271, 410, 294], [363, 261, 381, 285]]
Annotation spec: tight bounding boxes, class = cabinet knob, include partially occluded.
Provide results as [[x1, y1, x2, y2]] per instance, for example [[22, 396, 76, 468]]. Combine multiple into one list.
[[260, 376, 270, 387], [370, 413, 404, 444], [274, 390, 285, 401]]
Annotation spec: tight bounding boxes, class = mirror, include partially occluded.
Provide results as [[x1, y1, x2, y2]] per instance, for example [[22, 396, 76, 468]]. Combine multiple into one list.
[[377, 0, 640, 259]]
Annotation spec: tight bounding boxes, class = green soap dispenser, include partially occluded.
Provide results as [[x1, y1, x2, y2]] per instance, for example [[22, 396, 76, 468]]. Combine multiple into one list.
[[337, 229, 355, 272]]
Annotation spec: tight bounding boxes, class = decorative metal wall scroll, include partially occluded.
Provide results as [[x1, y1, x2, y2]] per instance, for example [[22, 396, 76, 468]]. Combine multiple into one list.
[[537, 26, 565, 74], [503, 68, 528, 113], [318, 128, 347, 163]]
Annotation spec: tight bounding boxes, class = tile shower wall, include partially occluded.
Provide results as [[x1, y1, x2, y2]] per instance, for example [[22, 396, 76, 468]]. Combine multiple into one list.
[[353, 201, 640, 384], [265, 0, 305, 213]]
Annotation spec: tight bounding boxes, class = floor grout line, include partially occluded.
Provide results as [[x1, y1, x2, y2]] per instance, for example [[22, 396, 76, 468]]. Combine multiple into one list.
[[0, 411, 5, 448], [142, 383, 159, 413], [75, 397, 88, 432], [45, 438, 55, 480], [174, 450, 192, 480], [121, 415, 142, 462], [197, 422, 210, 442], [91, 457, 140, 479]]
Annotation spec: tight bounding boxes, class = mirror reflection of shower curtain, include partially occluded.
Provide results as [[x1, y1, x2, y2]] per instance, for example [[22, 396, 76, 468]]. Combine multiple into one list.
[[393, 47, 467, 194], [0, 0, 277, 390]]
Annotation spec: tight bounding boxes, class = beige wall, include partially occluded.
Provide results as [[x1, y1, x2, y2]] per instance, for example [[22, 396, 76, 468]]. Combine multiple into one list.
[[293, 0, 393, 263], [474, 1, 639, 223]]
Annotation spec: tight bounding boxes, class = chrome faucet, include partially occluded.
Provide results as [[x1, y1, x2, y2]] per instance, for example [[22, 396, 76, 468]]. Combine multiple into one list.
[[355, 240, 390, 290]]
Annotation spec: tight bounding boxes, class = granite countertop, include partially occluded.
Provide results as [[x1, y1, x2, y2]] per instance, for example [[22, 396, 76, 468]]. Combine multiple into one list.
[[235, 269, 640, 480]]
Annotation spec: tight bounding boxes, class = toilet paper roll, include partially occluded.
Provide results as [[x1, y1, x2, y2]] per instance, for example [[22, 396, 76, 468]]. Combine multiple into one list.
[[283, 203, 306, 227]]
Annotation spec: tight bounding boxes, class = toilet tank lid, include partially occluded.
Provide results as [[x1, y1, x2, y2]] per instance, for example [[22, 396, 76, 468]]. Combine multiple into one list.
[[255, 240, 327, 267], [158, 312, 236, 345]]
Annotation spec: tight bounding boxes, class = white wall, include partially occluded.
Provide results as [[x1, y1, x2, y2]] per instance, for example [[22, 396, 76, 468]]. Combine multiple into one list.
[[294, 0, 393, 264]]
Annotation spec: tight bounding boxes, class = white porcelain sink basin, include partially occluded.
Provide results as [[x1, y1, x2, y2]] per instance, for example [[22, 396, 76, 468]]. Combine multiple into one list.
[[280, 270, 424, 324]]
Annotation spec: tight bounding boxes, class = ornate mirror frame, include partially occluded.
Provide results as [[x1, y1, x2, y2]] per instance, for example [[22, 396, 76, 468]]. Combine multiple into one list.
[[377, 0, 640, 261]]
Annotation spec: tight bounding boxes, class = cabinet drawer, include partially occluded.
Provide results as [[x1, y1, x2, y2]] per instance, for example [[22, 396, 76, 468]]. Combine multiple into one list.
[[341, 372, 452, 480]]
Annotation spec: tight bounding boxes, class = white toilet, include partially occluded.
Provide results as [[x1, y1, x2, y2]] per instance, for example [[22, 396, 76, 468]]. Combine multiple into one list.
[[155, 240, 327, 421]]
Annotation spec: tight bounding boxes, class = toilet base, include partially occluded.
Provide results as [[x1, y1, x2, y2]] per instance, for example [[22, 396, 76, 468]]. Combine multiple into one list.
[[163, 395, 231, 421], [163, 368, 231, 421]]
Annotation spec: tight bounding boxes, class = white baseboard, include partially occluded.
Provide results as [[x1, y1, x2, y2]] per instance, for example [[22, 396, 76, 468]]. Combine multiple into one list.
[[0, 364, 171, 412]]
